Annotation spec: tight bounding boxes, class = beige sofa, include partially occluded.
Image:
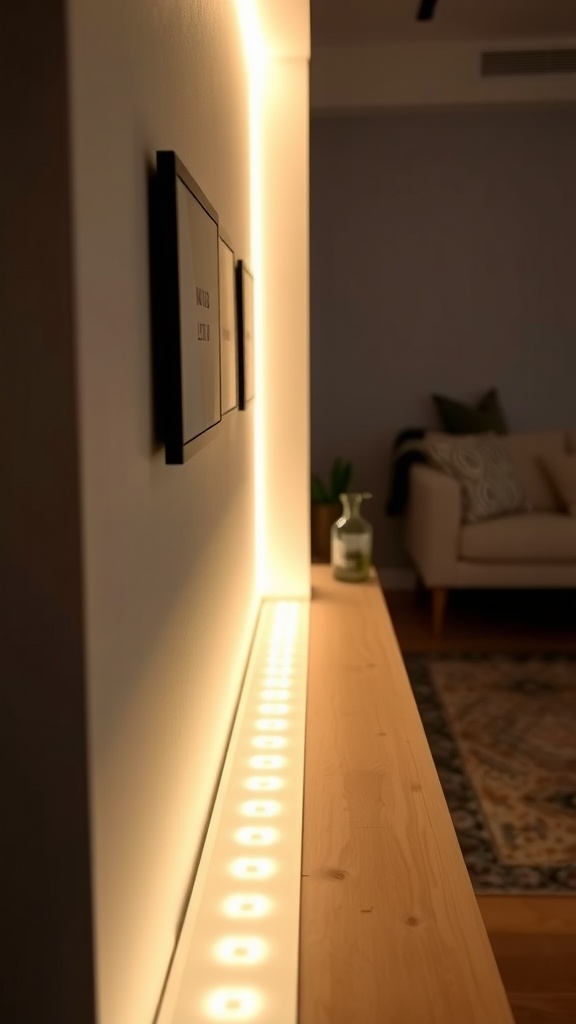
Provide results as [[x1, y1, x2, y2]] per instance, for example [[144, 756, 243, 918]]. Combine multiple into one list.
[[404, 430, 576, 633]]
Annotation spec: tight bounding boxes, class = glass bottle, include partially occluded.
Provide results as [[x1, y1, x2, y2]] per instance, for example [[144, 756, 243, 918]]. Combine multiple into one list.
[[331, 492, 373, 582]]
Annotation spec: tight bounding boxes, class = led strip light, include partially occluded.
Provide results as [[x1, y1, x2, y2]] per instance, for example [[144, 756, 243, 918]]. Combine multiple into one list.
[[158, 600, 309, 1024]]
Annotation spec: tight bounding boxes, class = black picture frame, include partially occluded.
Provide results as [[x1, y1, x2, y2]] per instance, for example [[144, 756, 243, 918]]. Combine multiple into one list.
[[218, 231, 238, 415], [236, 260, 254, 410], [154, 150, 221, 464]]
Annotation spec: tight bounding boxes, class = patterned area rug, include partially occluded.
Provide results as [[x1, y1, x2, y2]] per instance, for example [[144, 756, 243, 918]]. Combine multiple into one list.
[[405, 654, 576, 893]]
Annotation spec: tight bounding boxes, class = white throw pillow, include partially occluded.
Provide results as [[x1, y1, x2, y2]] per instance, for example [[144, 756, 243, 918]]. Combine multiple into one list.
[[425, 433, 531, 524]]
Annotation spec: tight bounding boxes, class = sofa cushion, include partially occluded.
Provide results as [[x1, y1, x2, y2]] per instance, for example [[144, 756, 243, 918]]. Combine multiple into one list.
[[459, 512, 576, 563], [567, 430, 576, 455], [425, 433, 530, 524], [499, 431, 566, 511], [540, 454, 576, 515]]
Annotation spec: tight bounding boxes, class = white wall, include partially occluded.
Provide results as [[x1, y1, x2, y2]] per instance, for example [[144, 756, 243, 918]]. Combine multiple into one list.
[[311, 106, 576, 567], [67, 2, 256, 1022]]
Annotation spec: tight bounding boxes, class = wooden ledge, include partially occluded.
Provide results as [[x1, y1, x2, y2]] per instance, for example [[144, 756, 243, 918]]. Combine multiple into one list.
[[299, 565, 514, 1024]]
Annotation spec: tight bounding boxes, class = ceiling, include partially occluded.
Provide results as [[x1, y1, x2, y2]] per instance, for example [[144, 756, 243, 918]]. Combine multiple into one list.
[[311, 0, 576, 46]]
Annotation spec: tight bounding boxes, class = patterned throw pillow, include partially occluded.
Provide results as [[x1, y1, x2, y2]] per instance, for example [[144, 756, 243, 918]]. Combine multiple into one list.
[[425, 434, 531, 523]]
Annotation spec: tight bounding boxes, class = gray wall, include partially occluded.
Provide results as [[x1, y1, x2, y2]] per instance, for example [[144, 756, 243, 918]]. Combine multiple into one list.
[[311, 106, 576, 566]]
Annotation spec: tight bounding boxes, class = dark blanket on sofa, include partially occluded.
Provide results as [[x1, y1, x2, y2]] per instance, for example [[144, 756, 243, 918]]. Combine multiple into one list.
[[386, 428, 428, 516]]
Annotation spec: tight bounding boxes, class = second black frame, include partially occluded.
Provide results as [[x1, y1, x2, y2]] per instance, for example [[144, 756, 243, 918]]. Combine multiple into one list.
[[236, 260, 254, 410]]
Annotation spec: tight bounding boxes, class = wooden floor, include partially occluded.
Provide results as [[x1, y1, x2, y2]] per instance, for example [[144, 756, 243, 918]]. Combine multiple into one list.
[[383, 585, 576, 1024], [383, 585, 576, 655]]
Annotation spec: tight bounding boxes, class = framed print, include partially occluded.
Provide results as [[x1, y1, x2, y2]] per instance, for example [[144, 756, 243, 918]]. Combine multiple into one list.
[[236, 260, 254, 410], [218, 232, 238, 415], [154, 150, 221, 464]]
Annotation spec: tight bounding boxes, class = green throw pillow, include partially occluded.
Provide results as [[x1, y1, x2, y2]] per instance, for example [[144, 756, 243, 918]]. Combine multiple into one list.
[[433, 388, 508, 435]]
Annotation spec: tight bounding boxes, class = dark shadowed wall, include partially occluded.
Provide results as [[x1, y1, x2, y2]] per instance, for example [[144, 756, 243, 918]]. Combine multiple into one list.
[[0, 3, 96, 1022], [311, 106, 576, 567]]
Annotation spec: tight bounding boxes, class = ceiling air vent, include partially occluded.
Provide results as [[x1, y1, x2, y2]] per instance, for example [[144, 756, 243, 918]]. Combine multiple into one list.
[[481, 48, 576, 77]]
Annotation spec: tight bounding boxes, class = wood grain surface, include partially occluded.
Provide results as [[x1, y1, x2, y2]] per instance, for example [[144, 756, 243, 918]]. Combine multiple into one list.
[[299, 567, 514, 1024]]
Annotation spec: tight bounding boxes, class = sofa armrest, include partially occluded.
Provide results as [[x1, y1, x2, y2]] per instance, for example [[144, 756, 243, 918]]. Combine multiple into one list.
[[404, 464, 461, 587]]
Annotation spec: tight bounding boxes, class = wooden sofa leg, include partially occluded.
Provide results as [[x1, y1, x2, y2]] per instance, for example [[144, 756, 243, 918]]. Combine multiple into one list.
[[414, 574, 428, 604], [432, 587, 447, 636]]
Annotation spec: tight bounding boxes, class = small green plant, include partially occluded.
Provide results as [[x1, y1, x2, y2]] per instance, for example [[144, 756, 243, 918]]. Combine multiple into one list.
[[311, 457, 353, 504]]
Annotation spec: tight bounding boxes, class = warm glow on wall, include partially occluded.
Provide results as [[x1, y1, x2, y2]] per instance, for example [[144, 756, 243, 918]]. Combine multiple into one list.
[[234, 0, 267, 593], [154, 0, 311, 1008], [156, 601, 308, 1024], [234, 0, 311, 600]]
